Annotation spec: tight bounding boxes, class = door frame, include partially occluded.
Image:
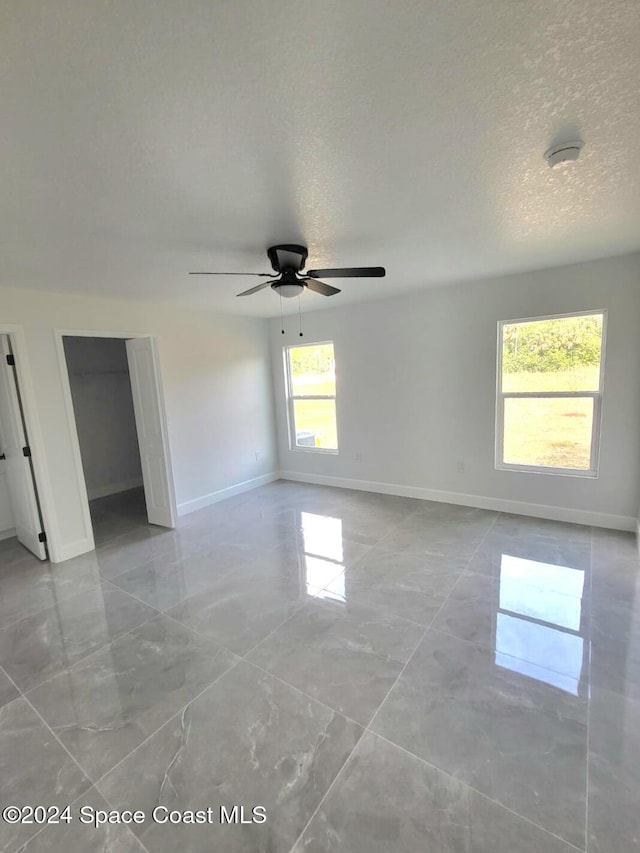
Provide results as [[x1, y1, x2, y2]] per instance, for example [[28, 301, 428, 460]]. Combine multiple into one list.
[[54, 329, 178, 552], [0, 324, 59, 560]]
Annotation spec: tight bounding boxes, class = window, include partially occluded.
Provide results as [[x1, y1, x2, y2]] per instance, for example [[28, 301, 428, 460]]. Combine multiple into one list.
[[285, 342, 338, 451], [496, 311, 605, 475]]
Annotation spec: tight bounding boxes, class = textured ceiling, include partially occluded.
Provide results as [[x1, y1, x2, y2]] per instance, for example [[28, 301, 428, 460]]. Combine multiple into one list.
[[1, 0, 639, 317]]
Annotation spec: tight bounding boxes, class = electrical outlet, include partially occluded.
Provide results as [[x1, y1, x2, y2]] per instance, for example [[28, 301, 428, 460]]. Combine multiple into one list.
[[355, 451, 363, 463], [255, 451, 261, 462], [456, 461, 465, 473]]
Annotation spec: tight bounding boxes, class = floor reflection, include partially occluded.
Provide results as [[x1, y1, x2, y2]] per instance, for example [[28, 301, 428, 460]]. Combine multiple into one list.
[[300, 512, 346, 601], [495, 554, 588, 695], [297, 520, 591, 695]]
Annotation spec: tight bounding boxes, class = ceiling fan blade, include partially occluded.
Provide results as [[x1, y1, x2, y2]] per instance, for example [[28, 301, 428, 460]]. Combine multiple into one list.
[[236, 281, 274, 297], [189, 271, 273, 276], [304, 279, 341, 297], [306, 266, 385, 279]]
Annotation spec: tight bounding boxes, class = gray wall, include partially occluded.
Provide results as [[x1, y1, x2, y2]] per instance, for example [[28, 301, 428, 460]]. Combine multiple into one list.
[[271, 252, 640, 529], [63, 336, 142, 500]]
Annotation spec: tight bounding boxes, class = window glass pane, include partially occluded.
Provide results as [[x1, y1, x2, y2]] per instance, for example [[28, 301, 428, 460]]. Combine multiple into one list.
[[289, 344, 335, 396], [503, 397, 593, 469], [293, 399, 338, 449], [502, 314, 603, 392]]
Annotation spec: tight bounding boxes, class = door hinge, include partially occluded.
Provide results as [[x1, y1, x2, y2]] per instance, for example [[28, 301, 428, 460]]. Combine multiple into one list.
[[22, 446, 31, 457], [6, 354, 15, 366], [38, 531, 47, 543]]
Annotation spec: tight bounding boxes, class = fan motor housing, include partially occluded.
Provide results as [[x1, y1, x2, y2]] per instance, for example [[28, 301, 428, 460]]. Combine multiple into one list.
[[267, 244, 308, 274]]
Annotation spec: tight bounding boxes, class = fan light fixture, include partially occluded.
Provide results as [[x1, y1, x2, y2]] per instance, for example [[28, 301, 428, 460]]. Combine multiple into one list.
[[274, 282, 305, 298]]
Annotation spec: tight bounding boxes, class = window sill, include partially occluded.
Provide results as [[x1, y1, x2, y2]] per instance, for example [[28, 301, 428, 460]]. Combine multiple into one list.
[[496, 462, 598, 479], [288, 446, 339, 455]]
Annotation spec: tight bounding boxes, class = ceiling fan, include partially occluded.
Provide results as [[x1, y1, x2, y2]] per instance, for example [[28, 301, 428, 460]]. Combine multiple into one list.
[[190, 244, 385, 298]]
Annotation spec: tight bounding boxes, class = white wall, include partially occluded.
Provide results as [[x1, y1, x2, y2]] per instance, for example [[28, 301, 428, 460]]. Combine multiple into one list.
[[271, 252, 640, 530], [0, 286, 277, 560], [0, 464, 14, 537], [63, 337, 142, 500], [0, 344, 15, 536]]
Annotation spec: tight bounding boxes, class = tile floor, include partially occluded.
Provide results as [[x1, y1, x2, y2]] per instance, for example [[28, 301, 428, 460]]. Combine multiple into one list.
[[0, 482, 638, 852]]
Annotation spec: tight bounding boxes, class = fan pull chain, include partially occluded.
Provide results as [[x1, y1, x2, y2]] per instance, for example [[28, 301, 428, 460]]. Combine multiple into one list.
[[298, 295, 303, 337], [280, 293, 285, 335]]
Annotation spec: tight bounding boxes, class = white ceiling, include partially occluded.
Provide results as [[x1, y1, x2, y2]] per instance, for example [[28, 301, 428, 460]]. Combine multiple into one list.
[[1, 0, 639, 318]]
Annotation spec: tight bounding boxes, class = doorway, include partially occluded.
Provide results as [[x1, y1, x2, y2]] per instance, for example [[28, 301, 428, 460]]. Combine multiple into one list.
[[59, 333, 177, 548], [0, 333, 48, 560]]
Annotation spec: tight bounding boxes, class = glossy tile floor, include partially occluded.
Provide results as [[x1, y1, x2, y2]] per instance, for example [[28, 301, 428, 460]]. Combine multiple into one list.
[[0, 483, 639, 852]]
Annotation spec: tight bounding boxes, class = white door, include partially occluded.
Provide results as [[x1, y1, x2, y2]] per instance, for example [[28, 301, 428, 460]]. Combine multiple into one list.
[[126, 337, 176, 528], [0, 337, 47, 559]]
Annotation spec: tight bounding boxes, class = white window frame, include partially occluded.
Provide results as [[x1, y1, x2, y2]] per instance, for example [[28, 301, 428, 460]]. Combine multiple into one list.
[[284, 341, 339, 454], [495, 310, 607, 478]]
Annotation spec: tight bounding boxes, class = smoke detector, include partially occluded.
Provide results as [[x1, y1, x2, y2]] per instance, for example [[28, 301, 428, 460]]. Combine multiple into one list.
[[544, 141, 584, 169]]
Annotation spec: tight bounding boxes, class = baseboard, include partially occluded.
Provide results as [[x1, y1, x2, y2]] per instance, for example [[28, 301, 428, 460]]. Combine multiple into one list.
[[277, 471, 636, 532], [177, 472, 280, 517], [0, 527, 16, 542], [87, 478, 143, 500]]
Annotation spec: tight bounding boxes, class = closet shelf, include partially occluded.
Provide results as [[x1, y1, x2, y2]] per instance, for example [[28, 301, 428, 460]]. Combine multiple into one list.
[[70, 370, 129, 377]]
